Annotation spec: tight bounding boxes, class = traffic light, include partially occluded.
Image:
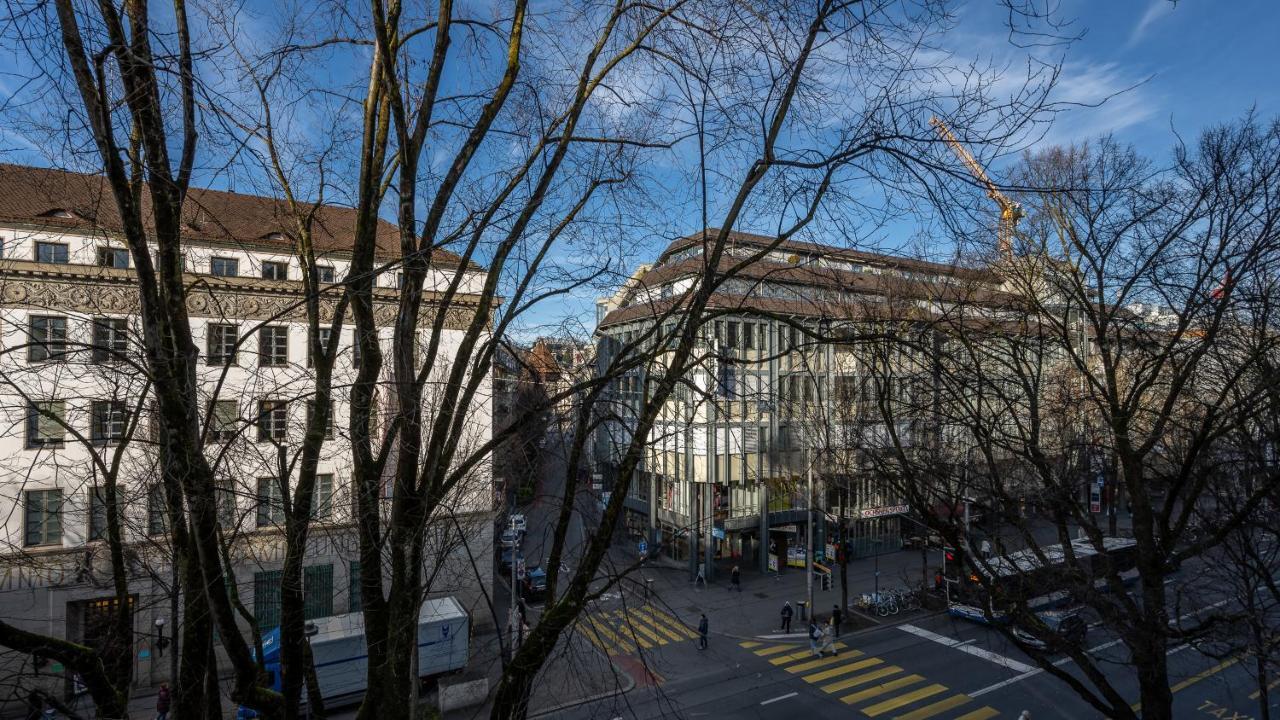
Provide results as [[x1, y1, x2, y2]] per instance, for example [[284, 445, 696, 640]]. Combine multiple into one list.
[[821, 572, 831, 591]]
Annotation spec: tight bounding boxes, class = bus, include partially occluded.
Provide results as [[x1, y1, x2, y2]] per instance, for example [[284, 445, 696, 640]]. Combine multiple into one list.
[[945, 536, 1139, 624]]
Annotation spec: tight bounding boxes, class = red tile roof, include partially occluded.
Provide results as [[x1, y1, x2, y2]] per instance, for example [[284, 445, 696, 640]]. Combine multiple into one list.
[[0, 163, 469, 266]]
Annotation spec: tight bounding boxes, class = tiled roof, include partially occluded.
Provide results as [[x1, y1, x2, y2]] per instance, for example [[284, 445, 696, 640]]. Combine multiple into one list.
[[656, 228, 997, 282], [0, 163, 469, 266]]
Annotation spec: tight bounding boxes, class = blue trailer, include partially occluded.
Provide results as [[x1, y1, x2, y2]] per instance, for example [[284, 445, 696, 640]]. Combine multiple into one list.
[[237, 596, 470, 718]]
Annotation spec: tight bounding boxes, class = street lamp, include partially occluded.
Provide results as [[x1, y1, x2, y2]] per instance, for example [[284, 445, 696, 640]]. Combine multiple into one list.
[[154, 617, 169, 658]]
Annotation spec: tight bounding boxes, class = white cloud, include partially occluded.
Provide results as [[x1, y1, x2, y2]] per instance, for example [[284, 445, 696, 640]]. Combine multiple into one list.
[[1036, 61, 1159, 147], [1127, 0, 1175, 48]]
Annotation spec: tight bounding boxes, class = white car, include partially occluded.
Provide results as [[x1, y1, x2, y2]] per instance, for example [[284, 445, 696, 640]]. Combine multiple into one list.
[[510, 514, 527, 533]]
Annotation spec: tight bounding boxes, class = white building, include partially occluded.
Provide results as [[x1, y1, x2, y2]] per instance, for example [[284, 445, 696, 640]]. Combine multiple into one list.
[[0, 163, 493, 704]]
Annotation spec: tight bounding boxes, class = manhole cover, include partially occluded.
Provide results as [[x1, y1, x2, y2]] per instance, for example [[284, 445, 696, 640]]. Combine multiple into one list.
[[754, 592, 769, 599]]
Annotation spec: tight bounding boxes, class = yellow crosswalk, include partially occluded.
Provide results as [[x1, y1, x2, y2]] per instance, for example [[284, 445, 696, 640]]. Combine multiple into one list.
[[576, 604, 698, 656], [740, 640, 1002, 719]]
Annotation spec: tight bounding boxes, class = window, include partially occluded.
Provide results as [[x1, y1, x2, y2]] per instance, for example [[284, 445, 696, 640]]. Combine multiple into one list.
[[29, 316, 68, 362], [309, 328, 331, 368], [210, 257, 239, 277], [206, 324, 239, 366], [35, 242, 69, 264], [313, 474, 334, 520], [316, 265, 336, 283], [26, 401, 66, 447], [348, 560, 362, 613], [25, 489, 62, 546], [91, 318, 128, 363], [209, 400, 238, 442], [261, 261, 288, 280], [259, 326, 288, 366], [254, 570, 282, 631], [147, 485, 167, 536], [96, 247, 129, 268], [257, 477, 284, 527], [306, 400, 335, 440], [727, 321, 739, 349], [743, 322, 754, 349], [257, 400, 287, 442], [88, 486, 111, 541], [216, 484, 238, 528], [303, 564, 334, 620], [396, 272, 406, 289], [90, 400, 127, 444]]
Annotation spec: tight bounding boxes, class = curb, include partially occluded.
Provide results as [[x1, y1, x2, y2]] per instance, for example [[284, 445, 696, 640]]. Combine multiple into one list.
[[751, 608, 945, 644], [527, 658, 637, 718]]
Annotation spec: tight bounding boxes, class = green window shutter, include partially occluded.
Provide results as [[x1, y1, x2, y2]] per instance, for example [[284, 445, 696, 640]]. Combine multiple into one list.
[[348, 561, 361, 613], [304, 564, 334, 620], [254, 570, 283, 632]]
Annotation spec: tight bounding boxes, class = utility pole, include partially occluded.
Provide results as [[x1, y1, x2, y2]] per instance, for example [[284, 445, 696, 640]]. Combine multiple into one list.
[[508, 514, 519, 661], [806, 450, 814, 619]]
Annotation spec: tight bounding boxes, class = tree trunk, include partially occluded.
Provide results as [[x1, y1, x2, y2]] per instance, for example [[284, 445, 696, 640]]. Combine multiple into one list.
[[1257, 653, 1271, 720]]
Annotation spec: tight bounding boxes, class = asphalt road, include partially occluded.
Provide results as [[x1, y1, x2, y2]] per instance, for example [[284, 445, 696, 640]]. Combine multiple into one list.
[[549, 574, 1276, 720]]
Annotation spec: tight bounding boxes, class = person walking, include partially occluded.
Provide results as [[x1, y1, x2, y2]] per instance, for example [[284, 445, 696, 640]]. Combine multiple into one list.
[[824, 617, 838, 656], [780, 601, 794, 633], [155, 683, 171, 720], [808, 619, 822, 656], [729, 565, 741, 592], [831, 604, 842, 639], [697, 613, 709, 650]]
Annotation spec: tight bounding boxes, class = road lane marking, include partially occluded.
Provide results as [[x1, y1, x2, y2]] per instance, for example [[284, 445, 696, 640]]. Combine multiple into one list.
[[771, 643, 848, 665], [786, 650, 867, 674], [754, 644, 795, 657], [760, 692, 797, 706], [839, 674, 925, 705], [899, 624, 1035, 673], [641, 606, 699, 640], [893, 694, 975, 720], [631, 607, 686, 643], [1170, 656, 1240, 693], [954, 708, 1000, 720], [585, 616, 636, 654], [740, 640, 763, 649], [861, 683, 948, 716], [802, 657, 882, 683], [612, 610, 666, 646], [968, 598, 1234, 698], [820, 665, 901, 693], [1249, 676, 1280, 700]]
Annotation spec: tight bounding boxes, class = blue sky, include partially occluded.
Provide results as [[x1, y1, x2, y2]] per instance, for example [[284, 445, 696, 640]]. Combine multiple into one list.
[[2, 0, 1277, 338]]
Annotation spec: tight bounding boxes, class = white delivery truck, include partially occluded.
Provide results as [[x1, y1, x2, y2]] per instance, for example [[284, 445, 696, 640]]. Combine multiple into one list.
[[237, 596, 470, 718]]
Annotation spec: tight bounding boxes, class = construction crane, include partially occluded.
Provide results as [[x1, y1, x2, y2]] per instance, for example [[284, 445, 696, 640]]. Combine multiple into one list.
[[930, 116, 1022, 258]]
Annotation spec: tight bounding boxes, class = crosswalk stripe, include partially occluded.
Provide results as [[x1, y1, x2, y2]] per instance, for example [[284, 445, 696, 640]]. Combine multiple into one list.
[[803, 657, 882, 683], [634, 607, 690, 642], [953, 708, 999, 720], [647, 606, 699, 640], [787, 650, 866, 674], [754, 644, 798, 657], [861, 683, 947, 717], [612, 611, 666, 646], [740, 640, 763, 649], [821, 665, 902, 693], [770, 643, 848, 666], [576, 622, 615, 656], [892, 694, 973, 720], [1249, 676, 1280, 700], [586, 616, 636, 654], [839, 674, 925, 705], [1169, 656, 1239, 694], [604, 612, 655, 650]]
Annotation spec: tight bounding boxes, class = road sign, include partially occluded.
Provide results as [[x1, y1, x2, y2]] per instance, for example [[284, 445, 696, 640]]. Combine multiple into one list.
[[638, 540, 648, 555], [712, 527, 725, 540], [859, 504, 909, 519], [1090, 485, 1102, 513]]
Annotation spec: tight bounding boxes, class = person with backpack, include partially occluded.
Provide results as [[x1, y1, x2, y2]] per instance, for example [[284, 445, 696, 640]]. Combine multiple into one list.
[[808, 619, 822, 656], [780, 601, 794, 633]]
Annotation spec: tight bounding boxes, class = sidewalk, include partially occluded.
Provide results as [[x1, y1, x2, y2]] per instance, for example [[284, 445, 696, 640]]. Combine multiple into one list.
[[630, 545, 939, 644]]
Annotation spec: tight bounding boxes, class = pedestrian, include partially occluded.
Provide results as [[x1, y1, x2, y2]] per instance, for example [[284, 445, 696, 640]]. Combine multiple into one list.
[[780, 601, 793, 633], [822, 619, 837, 657], [1017, 712, 1031, 720], [730, 565, 741, 592], [831, 604, 842, 638], [808, 619, 821, 656], [934, 569, 945, 594], [694, 562, 707, 589], [697, 613, 709, 650], [980, 538, 992, 559], [155, 682, 171, 720]]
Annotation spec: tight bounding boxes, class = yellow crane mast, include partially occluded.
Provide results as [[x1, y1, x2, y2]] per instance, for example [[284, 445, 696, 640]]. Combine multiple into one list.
[[930, 116, 1022, 258]]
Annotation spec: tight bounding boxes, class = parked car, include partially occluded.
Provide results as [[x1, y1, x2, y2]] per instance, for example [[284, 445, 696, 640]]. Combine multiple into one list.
[[520, 565, 547, 601], [497, 548, 525, 578], [1011, 609, 1087, 651], [499, 528, 522, 549]]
